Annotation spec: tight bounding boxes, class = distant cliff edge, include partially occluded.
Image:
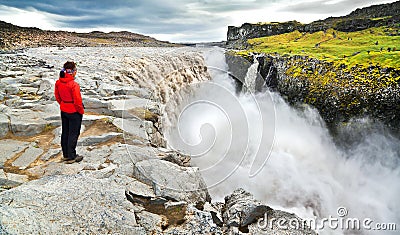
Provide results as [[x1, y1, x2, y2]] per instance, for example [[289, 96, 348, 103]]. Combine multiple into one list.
[[227, 1, 400, 47]]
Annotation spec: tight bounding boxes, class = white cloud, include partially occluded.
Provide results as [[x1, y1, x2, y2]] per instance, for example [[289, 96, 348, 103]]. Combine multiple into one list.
[[0, 5, 58, 29], [0, 5, 132, 34]]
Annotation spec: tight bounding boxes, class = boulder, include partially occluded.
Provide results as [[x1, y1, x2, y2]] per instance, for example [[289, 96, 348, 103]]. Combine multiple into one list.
[[0, 177, 22, 193], [112, 117, 149, 141], [133, 159, 210, 207], [32, 102, 60, 126], [223, 188, 272, 232], [248, 209, 317, 235], [0, 169, 26, 191], [39, 148, 61, 161], [164, 205, 223, 235], [222, 189, 317, 234], [9, 109, 47, 136], [4, 85, 20, 95], [37, 78, 54, 99], [81, 97, 111, 115], [135, 211, 166, 234], [27, 161, 87, 178], [125, 191, 187, 227], [0, 113, 9, 138], [108, 144, 158, 177], [158, 150, 191, 167]]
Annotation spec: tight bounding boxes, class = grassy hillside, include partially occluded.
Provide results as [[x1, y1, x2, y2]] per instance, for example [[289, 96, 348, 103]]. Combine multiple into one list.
[[241, 26, 399, 68]]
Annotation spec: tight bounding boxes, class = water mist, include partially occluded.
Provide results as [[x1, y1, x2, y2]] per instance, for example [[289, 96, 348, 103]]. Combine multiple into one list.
[[164, 48, 400, 234]]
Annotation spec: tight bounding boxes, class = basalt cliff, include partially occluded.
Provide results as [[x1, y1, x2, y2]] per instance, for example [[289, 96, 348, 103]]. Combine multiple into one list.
[[226, 1, 400, 133], [227, 1, 400, 48]]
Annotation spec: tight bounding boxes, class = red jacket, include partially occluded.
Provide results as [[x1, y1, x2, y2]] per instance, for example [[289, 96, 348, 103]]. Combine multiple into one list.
[[54, 73, 84, 114]]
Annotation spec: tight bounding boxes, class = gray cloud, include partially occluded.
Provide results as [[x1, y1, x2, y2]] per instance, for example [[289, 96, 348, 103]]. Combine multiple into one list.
[[0, 0, 397, 42], [186, 0, 279, 13], [0, 0, 233, 41]]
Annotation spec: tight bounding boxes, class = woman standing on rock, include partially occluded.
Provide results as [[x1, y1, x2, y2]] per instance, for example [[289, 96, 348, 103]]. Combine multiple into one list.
[[54, 61, 84, 163]]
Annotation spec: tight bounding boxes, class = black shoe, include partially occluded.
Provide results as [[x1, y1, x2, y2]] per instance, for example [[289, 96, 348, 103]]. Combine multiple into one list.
[[61, 157, 73, 161], [64, 159, 76, 164], [75, 155, 83, 163]]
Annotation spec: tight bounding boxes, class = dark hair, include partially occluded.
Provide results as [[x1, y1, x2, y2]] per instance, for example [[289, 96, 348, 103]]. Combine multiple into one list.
[[59, 70, 65, 78], [63, 61, 76, 70]]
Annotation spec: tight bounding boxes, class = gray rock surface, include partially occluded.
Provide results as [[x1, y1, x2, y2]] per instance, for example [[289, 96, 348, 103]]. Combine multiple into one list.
[[0, 113, 9, 138], [221, 189, 317, 234], [135, 210, 166, 234], [133, 159, 210, 206], [9, 109, 47, 136], [113, 117, 149, 141], [165, 205, 223, 235], [0, 170, 26, 192], [39, 148, 61, 161], [222, 188, 272, 233], [1, 172, 29, 184], [0, 174, 145, 235], [32, 102, 60, 126], [11, 145, 44, 170], [0, 178, 22, 194], [37, 78, 54, 99], [108, 144, 158, 176], [78, 132, 122, 146], [248, 209, 317, 235], [0, 139, 30, 168]]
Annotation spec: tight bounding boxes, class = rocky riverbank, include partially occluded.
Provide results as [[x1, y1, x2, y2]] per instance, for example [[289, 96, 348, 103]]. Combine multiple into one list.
[[0, 47, 316, 234]]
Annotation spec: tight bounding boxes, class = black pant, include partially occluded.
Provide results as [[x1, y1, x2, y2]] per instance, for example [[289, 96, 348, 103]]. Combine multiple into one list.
[[61, 111, 83, 159]]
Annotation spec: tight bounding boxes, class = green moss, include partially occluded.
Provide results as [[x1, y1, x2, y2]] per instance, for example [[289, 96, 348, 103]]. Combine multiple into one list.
[[280, 56, 400, 122], [44, 124, 55, 132], [243, 26, 399, 68], [371, 16, 392, 21], [232, 50, 253, 62]]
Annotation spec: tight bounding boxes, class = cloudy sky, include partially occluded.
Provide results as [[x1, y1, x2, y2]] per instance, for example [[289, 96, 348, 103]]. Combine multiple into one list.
[[0, 0, 397, 42]]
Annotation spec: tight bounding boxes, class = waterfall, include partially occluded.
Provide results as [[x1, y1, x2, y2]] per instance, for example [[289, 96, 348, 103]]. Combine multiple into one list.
[[164, 48, 400, 234], [243, 58, 259, 93]]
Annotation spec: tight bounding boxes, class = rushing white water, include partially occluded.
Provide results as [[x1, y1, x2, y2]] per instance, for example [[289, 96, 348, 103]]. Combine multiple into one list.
[[165, 48, 400, 234], [243, 57, 259, 94]]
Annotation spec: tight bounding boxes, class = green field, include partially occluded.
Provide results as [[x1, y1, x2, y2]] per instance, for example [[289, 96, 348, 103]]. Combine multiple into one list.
[[241, 27, 400, 68]]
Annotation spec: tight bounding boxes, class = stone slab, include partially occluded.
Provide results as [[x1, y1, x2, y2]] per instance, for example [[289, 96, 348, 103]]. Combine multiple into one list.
[[0, 139, 30, 168], [12, 145, 44, 170]]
